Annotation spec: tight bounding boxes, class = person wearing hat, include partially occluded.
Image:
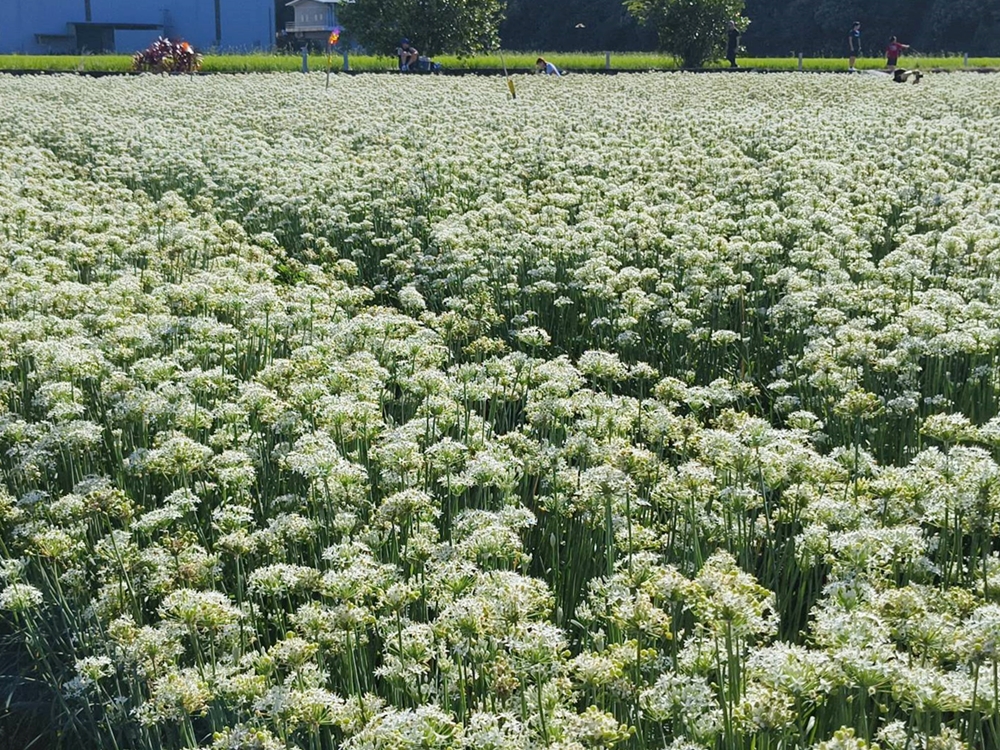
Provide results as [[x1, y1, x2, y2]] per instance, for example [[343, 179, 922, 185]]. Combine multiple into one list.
[[397, 39, 419, 71]]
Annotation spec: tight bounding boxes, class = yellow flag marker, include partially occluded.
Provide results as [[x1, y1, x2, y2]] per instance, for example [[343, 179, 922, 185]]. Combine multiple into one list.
[[499, 48, 516, 100]]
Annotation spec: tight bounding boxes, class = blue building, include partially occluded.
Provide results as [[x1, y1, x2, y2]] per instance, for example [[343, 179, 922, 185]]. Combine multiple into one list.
[[0, 0, 276, 54]]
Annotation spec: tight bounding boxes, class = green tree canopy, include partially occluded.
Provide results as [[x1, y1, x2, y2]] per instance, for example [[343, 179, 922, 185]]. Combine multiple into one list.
[[342, 0, 507, 57], [623, 0, 748, 67], [501, 0, 656, 52], [498, 0, 1000, 57]]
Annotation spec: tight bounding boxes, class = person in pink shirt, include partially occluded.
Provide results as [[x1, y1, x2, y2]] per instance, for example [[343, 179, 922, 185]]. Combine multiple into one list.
[[886, 37, 910, 70]]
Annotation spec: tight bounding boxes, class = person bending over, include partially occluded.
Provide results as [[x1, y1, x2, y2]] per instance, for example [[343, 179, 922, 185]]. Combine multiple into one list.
[[536, 57, 561, 76], [893, 68, 923, 84]]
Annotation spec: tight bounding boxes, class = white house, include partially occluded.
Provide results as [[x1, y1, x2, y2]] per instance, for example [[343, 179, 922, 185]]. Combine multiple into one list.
[[0, 0, 276, 54], [284, 0, 350, 46]]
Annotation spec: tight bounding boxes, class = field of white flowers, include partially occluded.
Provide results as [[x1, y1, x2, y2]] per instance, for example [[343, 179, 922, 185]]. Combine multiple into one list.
[[1, 71, 1000, 750]]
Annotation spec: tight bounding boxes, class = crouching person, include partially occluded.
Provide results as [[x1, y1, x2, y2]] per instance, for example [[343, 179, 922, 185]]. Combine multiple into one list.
[[893, 68, 923, 84], [397, 39, 419, 71], [536, 57, 561, 76]]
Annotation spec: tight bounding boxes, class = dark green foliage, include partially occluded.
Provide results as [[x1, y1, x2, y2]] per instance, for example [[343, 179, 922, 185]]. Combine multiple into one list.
[[501, 0, 657, 52], [623, 0, 748, 67], [739, 0, 1000, 56], [341, 0, 507, 57], [499, 0, 1000, 56]]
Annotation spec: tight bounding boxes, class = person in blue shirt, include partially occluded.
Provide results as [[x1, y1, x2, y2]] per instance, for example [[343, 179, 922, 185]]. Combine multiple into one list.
[[536, 57, 561, 76], [848, 21, 861, 71]]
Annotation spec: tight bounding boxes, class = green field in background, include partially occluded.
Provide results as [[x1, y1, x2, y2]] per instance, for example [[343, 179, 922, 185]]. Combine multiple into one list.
[[0, 52, 996, 73]]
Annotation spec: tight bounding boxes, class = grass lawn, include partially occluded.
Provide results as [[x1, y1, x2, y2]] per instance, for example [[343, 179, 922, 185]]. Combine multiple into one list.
[[0, 52, 995, 73]]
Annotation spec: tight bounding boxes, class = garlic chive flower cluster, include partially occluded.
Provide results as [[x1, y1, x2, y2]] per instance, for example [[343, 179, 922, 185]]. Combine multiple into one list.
[[1, 72, 1000, 749]]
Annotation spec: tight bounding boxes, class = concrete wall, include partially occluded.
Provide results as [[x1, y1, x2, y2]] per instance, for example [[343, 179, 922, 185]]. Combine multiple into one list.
[[0, 0, 275, 54]]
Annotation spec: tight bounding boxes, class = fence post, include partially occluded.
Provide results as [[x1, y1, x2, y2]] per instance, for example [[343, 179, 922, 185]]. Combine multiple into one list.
[[964, 53, 969, 68], [798, 52, 803, 71], [605, 51, 611, 70], [301, 46, 309, 73], [342, 50, 349, 72]]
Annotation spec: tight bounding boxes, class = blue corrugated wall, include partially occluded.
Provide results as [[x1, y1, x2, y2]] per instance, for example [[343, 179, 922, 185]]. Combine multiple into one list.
[[0, 0, 275, 53]]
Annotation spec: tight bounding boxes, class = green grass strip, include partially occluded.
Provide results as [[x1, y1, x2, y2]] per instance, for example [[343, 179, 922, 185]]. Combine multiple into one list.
[[0, 52, 996, 73]]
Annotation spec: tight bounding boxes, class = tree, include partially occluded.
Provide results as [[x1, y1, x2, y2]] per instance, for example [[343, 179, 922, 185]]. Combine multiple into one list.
[[496, 0, 1000, 57], [342, 0, 507, 57], [623, 0, 747, 67], [501, 0, 656, 52]]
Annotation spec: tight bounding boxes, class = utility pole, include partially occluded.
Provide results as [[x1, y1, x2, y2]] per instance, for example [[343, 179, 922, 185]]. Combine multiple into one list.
[[214, 0, 222, 46], [84, 0, 92, 22]]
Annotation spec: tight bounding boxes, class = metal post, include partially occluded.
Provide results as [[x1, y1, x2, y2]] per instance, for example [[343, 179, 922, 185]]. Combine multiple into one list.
[[301, 46, 309, 73], [342, 50, 349, 72], [798, 52, 803, 71], [964, 53, 969, 67], [605, 52, 611, 70], [214, 0, 222, 46]]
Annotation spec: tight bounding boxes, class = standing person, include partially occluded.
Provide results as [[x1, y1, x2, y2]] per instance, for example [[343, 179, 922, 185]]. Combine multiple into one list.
[[535, 57, 561, 76], [726, 20, 740, 68], [848, 21, 861, 71], [886, 36, 910, 70], [397, 39, 419, 71]]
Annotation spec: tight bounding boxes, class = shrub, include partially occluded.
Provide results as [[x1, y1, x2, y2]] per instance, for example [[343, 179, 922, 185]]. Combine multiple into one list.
[[131, 37, 202, 74]]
